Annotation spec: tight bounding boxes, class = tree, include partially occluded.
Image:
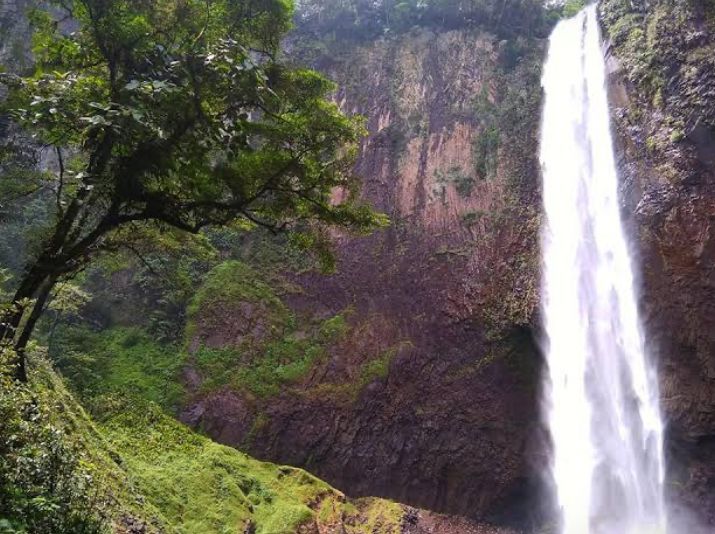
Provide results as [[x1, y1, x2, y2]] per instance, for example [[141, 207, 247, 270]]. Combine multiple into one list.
[[0, 0, 386, 381]]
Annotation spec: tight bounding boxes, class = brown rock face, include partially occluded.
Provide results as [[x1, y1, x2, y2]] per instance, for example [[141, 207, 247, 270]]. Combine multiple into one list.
[[182, 28, 548, 528], [602, 0, 715, 524]]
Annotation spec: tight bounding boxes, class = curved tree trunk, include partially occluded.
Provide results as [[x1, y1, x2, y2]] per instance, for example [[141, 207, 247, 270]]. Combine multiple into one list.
[[13, 276, 57, 381], [0, 269, 54, 382]]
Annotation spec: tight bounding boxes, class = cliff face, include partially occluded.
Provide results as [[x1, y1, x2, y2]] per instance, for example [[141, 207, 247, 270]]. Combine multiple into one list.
[[0, 0, 32, 71], [6, 0, 715, 529], [602, 0, 715, 525], [182, 28, 547, 527], [183, 2, 715, 526]]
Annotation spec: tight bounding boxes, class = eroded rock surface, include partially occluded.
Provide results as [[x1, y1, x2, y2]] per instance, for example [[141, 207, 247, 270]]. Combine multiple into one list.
[[602, 0, 715, 524], [182, 28, 547, 528]]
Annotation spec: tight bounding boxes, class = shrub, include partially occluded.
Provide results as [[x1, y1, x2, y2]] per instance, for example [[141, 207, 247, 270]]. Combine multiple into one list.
[[0, 352, 106, 533]]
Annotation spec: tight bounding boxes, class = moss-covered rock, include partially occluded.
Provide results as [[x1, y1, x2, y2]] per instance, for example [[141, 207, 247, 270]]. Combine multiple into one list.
[[3, 352, 416, 533], [96, 397, 406, 534], [602, 0, 715, 525]]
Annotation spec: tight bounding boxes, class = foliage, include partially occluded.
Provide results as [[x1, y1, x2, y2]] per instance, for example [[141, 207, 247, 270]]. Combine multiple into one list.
[[562, 0, 586, 18], [2, 0, 380, 240], [50, 326, 184, 411], [90, 225, 218, 341], [473, 87, 501, 180], [294, 0, 560, 45], [0, 352, 106, 533], [0, 132, 53, 280], [0, 0, 386, 378]]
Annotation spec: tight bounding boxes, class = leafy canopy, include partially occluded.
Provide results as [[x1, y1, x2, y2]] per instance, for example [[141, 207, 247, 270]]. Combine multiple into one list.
[[1, 0, 384, 281]]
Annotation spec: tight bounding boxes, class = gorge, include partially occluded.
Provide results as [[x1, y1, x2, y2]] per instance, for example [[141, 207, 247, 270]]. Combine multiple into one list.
[[1, 0, 715, 533]]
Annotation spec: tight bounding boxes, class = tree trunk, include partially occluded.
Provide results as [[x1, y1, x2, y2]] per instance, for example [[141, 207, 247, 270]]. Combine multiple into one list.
[[0, 267, 53, 382], [11, 276, 57, 381]]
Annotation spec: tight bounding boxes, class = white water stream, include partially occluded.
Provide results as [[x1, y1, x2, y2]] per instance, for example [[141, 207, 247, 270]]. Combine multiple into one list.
[[540, 6, 666, 533]]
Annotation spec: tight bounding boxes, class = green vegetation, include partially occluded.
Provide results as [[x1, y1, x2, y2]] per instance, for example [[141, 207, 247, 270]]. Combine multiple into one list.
[[302, 343, 405, 404], [670, 129, 685, 143], [50, 257, 355, 406], [51, 326, 184, 410], [190, 315, 349, 398], [0, 359, 105, 533], [1, 352, 408, 533], [0, 0, 385, 381], [295, 0, 560, 44], [562, 0, 586, 17], [186, 261, 289, 323], [460, 210, 486, 228], [601, 0, 715, 187], [99, 397, 334, 534], [0, 353, 167, 533], [184, 260, 353, 398], [474, 40, 544, 196]]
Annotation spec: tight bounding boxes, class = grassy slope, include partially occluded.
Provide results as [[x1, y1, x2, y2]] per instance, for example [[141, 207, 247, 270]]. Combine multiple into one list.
[[24, 354, 405, 534]]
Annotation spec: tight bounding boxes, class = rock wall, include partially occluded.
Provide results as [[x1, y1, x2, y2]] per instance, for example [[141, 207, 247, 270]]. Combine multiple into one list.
[[0, 0, 33, 71], [182, 28, 548, 528], [602, 0, 715, 525]]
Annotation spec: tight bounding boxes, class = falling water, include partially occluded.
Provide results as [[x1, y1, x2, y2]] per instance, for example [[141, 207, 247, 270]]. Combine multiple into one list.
[[539, 5, 666, 534]]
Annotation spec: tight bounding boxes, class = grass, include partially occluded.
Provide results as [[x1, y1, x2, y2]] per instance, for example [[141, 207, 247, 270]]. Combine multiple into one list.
[[51, 325, 184, 411], [18, 352, 408, 533]]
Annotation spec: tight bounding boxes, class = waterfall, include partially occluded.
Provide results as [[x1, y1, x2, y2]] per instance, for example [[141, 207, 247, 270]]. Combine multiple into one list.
[[539, 6, 666, 533]]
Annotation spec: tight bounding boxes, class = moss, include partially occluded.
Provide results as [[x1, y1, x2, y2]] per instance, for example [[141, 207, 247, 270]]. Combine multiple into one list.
[[189, 309, 351, 398], [349, 498, 404, 533], [97, 398, 310, 533], [186, 260, 289, 323], [232, 334, 328, 398], [97, 396, 406, 534], [183, 258, 360, 399], [301, 343, 406, 404], [319, 313, 349, 340], [670, 128, 685, 143]]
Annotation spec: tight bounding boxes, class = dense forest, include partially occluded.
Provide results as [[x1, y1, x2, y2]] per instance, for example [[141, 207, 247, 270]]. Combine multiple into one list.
[[2, 0, 715, 532]]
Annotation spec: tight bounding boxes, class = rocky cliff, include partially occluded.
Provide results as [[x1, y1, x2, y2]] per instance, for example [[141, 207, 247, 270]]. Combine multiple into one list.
[[182, 1, 715, 527], [602, 0, 715, 525], [180, 26, 548, 528], [9, 0, 715, 529]]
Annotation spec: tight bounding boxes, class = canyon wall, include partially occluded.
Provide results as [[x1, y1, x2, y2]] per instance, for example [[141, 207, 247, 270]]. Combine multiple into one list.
[[602, 0, 715, 525], [181, 27, 548, 528], [184, 2, 715, 526]]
